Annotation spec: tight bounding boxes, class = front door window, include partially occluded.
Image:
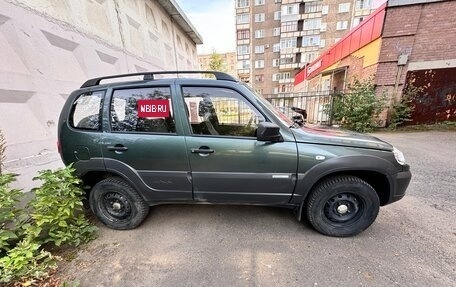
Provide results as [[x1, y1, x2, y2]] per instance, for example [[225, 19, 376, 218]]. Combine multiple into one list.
[[182, 87, 265, 137]]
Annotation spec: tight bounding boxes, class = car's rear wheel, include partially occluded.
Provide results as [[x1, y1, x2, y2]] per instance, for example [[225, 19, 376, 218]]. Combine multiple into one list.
[[305, 176, 380, 237], [90, 177, 149, 230]]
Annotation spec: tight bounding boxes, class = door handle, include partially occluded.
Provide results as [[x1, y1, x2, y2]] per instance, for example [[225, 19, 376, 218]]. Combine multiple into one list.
[[191, 147, 214, 154], [107, 145, 128, 152]]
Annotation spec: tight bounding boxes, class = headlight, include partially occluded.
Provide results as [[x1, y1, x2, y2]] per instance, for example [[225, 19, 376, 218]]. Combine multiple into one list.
[[393, 147, 405, 165]]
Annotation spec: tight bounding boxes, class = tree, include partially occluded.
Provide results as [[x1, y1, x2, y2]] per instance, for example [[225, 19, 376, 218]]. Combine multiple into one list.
[[331, 77, 387, 133], [208, 52, 225, 72]]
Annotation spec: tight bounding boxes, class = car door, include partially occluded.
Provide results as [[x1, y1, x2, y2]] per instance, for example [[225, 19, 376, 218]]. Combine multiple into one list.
[[181, 85, 298, 204], [101, 84, 192, 202]]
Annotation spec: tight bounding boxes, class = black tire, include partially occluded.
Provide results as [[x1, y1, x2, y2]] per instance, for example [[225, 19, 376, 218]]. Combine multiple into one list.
[[305, 176, 380, 237], [89, 177, 149, 230]]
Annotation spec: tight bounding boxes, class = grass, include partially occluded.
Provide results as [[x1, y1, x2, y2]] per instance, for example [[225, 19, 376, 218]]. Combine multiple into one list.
[[397, 121, 456, 131], [378, 121, 456, 133]]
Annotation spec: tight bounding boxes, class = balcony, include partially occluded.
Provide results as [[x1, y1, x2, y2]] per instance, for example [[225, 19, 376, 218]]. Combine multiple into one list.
[[299, 12, 322, 20], [279, 62, 300, 71], [279, 78, 294, 84], [237, 69, 250, 76]]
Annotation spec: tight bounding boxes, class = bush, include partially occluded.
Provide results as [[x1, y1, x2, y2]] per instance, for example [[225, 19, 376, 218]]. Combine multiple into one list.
[[0, 174, 25, 252], [0, 165, 97, 285], [0, 238, 56, 284], [30, 168, 97, 247], [331, 78, 386, 133], [389, 83, 423, 129]]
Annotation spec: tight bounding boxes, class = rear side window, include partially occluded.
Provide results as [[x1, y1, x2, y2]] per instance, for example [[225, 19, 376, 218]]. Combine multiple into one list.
[[70, 91, 104, 131], [110, 87, 176, 133]]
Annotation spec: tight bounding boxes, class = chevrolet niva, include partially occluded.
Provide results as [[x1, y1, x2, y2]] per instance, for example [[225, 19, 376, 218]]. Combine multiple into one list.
[[58, 71, 411, 237]]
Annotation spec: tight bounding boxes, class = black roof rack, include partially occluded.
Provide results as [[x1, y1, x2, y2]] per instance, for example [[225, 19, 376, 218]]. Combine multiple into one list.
[[80, 71, 237, 88]]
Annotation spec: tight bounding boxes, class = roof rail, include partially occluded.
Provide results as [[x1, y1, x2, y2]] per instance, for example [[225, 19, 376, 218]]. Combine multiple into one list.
[[80, 71, 237, 88]]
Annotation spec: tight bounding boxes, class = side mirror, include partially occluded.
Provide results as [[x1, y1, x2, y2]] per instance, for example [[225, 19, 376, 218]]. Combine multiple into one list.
[[292, 115, 304, 126], [291, 107, 307, 119], [257, 122, 282, 142]]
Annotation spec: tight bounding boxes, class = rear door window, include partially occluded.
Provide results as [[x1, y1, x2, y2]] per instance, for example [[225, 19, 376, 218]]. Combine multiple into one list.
[[69, 91, 104, 131], [110, 87, 176, 133]]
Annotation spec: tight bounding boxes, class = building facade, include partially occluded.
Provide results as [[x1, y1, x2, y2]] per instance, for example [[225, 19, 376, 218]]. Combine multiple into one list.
[[294, 0, 456, 125], [0, 0, 202, 189], [198, 52, 237, 77], [235, 0, 382, 97]]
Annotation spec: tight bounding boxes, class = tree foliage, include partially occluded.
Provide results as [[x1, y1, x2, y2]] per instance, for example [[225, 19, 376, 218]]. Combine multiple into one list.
[[208, 52, 225, 71], [389, 83, 423, 129], [331, 77, 387, 133], [0, 165, 97, 284]]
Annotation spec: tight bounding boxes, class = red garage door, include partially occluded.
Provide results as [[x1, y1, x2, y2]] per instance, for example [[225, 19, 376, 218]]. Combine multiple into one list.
[[405, 68, 456, 124]]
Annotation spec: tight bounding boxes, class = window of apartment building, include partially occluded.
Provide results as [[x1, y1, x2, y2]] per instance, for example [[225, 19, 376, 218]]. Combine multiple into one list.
[[273, 27, 281, 36], [282, 4, 299, 15], [281, 21, 298, 32], [273, 43, 280, 52], [320, 22, 327, 31], [322, 5, 329, 15], [274, 11, 281, 20], [338, 3, 350, 13], [356, 0, 371, 10], [303, 52, 318, 63], [305, 1, 323, 13], [320, 39, 326, 48], [279, 57, 295, 64], [272, 87, 279, 94], [274, 0, 281, 3], [254, 0, 265, 6], [237, 45, 250, 55], [254, 45, 265, 53], [352, 16, 364, 27], [255, 74, 264, 82], [254, 29, 265, 39], [303, 18, 321, 30], [272, 58, 279, 67], [237, 60, 250, 69], [302, 35, 320, 47], [336, 20, 348, 30], [237, 29, 250, 40], [254, 60, 264, 69], [254, 13, 265, 22], [236, 0, 250, 8], [272, 72, 291, 81], [237, 13, 249, 24], [280, 37, 297, 49]]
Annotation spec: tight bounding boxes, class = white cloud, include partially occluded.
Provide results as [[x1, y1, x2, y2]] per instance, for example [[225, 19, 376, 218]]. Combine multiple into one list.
[[181, 2, 236, 55]]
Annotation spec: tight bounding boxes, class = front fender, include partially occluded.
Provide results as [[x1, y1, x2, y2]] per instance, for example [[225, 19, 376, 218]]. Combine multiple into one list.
[[290, 155, 398, 205]]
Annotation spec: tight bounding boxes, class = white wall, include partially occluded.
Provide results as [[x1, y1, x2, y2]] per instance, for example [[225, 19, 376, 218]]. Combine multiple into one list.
[[0, 0, 200, 190]]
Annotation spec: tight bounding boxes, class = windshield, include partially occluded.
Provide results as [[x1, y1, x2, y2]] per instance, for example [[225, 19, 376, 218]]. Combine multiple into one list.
[[243, 84, 294, 127]]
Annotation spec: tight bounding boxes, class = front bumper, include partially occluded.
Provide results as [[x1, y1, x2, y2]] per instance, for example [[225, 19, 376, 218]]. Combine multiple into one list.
[[390, 164, 412, 203]]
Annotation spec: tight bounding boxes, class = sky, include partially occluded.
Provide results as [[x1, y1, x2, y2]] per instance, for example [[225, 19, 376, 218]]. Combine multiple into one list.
[[176, 0, 236, 55]]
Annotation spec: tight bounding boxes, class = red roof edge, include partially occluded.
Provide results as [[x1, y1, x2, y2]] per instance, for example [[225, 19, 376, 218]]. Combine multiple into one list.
[[294, 2, 387, 86]]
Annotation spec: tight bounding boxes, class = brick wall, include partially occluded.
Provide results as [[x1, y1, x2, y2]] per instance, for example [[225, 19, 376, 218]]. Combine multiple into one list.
[[377, 0, 456, 88]]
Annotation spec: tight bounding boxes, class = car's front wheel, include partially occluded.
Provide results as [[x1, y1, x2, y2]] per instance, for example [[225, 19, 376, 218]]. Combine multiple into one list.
[[90, 177, 149, 230], [305, 176, 380, 237]]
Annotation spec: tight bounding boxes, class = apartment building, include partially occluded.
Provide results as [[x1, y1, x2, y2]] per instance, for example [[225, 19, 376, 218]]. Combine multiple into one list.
[[235, 0, 383, 97], [198, 52, 237, 77]]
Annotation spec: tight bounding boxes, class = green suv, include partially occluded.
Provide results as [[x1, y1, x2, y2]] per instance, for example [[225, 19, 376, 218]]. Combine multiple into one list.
[[58, 71, 411, 237]]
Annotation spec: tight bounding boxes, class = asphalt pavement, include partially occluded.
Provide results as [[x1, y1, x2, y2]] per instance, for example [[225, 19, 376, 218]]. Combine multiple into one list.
[[59, 131, 456, 287]]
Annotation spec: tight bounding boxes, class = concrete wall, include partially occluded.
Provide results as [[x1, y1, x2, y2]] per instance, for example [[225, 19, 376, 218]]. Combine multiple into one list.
[[0, 0, 200, 190]]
